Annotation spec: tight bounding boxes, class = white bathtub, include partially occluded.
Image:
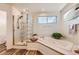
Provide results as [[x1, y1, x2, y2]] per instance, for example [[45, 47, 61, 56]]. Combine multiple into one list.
[[38, 37, 77, 54], [38, 37, 73, 50]]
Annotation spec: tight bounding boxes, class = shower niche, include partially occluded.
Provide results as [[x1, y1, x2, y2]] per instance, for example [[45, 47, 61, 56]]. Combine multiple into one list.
[[13, 8, 33, 46]]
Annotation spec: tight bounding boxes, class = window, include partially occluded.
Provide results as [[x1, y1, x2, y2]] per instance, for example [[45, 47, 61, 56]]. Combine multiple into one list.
[[38, 16, 57, 24], [38, 17, 47, 23], [48, 16, 57, 23]]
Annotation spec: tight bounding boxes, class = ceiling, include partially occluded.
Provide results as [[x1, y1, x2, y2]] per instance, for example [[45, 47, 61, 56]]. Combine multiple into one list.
[[13, 3, 67, 13]]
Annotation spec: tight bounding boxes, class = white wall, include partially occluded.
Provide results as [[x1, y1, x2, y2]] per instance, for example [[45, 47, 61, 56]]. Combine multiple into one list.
[[0, 11, 7, 36], [0, 10, 7, 44], [0, 4, 25, 48], [0, 4, 13, 49], [32, 12, 62, 37]]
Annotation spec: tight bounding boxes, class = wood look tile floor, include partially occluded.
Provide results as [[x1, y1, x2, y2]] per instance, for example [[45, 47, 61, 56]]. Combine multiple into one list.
[[0, 43, 43, 55]]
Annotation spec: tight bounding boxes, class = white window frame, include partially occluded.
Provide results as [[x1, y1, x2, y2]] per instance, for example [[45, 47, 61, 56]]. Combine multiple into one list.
[[37, 16, 57, 24]]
